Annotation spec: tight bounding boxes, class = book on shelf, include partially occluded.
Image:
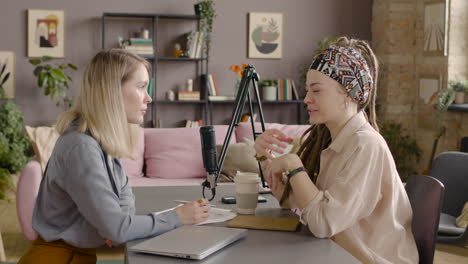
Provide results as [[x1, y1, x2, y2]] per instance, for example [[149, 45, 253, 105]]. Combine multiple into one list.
[[147, 78, 154, 97], [129, 38, 153, 45], [185, 119, 203, 128], [152, 119, 163, 128], [178, 91, 200, 101], [208, 95, 236, 101], [276, 79, 299, 101]]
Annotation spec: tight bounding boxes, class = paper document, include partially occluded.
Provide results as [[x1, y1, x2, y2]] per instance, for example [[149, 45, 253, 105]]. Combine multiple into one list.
[[196, 208, 237, 225], [154, 205, 236, 225]]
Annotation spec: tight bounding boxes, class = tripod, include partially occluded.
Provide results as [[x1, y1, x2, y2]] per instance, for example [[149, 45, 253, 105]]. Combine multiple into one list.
[[202, 65, 268, 200]]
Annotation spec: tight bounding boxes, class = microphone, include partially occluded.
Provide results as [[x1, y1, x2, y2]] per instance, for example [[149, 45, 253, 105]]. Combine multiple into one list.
[[200, 126, 218, 196]]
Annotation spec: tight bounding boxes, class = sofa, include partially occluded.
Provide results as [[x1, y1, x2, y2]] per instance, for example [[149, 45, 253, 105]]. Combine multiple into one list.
[[16, 122, 310, 240]]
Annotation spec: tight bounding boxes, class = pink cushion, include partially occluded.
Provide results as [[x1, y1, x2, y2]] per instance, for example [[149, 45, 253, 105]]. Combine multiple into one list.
[[16, 160, 41, 241], [144, 126, 234, 179], [120, 127, 145, 178], [235, 123, 310, 142]]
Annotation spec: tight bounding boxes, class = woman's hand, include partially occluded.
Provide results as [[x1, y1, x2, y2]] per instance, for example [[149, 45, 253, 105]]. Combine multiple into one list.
[[254, 129, 293, 159], [174, 199, 211, 225]]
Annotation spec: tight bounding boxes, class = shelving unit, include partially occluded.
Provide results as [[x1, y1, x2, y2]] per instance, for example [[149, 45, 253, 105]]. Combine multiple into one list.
[[101, 12, 208, 127], [101, 12, 306, 127]]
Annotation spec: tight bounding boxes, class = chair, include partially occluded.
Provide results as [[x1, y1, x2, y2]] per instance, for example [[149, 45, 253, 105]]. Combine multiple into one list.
[[429, 151, 468, 245], [405, 174, 444, 264]]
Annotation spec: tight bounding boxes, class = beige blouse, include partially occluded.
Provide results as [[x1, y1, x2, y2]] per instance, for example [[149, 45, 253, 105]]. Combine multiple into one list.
[[299, 112, 419, 263]]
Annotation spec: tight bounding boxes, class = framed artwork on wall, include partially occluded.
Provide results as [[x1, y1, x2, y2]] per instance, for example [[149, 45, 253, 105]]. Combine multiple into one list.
[[0, 51, 16, 99], [423, 0, 449, 56], [27, 9, 65, 58], [248, 12, 283, 59], [418, 74, 442, 129]]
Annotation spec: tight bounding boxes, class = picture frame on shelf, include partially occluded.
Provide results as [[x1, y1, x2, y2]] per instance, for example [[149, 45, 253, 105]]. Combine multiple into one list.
[[0, 51, 16, 99], [423, 0, 449, 56], [248, 12, 283, 59], [27, 9, 65, 58], [418, 74, 442, 129]]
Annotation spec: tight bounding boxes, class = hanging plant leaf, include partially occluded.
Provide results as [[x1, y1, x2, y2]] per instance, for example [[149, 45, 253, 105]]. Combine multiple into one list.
[[33, 66, 43, 77], [50, 69, 66, 82], [38, 72, 47, 87], [28, 59, 41, 66], [0, 72, 10, 86], [68, 63, 78, 71]]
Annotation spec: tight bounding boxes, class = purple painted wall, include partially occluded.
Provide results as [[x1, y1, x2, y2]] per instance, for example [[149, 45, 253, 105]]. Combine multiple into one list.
[[0, 0, 371, 127]]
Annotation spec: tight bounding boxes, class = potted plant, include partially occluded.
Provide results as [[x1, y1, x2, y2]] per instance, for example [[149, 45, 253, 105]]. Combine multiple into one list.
[[380, 121, 421, 181], [194, 0, 216, 58], [29, 56, 78, 108], [425, 89, 456, 171], [449, 80, 468, 104], [259, 79, 278, 101]]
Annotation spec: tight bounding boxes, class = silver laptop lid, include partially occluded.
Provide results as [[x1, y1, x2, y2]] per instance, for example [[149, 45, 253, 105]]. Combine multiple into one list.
[[128, 225, 248, 260]]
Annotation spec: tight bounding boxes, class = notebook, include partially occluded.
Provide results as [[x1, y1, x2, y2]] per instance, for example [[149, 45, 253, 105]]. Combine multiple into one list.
[[227, 215, 300, 231], [128, 225, 248, 260]]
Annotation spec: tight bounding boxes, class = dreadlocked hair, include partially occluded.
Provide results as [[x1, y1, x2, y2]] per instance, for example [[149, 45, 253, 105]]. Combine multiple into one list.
[[279, 37, 380, 206]]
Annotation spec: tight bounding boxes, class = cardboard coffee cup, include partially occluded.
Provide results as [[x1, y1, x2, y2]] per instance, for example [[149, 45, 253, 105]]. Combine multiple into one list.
[[234, 172, 260, 214]]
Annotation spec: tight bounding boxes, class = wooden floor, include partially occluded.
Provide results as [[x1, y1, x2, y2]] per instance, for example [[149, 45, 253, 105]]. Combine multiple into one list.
[[1, 199, 467, 263]]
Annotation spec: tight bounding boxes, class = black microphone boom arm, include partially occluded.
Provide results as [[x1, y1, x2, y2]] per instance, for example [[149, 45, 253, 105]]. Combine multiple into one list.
[[202, 65, 267, 200]]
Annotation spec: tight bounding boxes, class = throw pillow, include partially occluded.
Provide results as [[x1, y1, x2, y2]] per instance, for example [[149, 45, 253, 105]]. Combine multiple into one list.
[[216, 141, 259, 182], [120, 126, 145, 178], [145, 126, 234, 179], [25, 125, 60, 173]]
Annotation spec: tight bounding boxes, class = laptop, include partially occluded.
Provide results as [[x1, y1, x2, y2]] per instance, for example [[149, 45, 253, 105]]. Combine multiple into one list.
[[128, 225, 248, 260]]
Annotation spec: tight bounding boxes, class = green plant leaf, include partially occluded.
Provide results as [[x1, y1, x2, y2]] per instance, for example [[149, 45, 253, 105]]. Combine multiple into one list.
[[41, 56, 54, 62], [33, 66, 43, 77], [28, 59, 41, 65], [38, 72, 47, 87], [50, 69, 67, 82], [0, 72, 10, 86], [47, 76, 55, 89], [68, 63, 78, 70], [0, 64, 6, 77]]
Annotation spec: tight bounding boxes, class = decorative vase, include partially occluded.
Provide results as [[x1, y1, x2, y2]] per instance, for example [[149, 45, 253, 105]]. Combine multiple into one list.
[[454, 92, 465, 104], [234, 78, 241, 97]]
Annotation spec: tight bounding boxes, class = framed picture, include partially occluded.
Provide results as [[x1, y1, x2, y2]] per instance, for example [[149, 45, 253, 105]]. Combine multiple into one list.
[[27, 9, 65, 58], [0, 51, 15, 99], [418, 74, 442, 129], [423, 1, 449, 56], [248, 12, 283, 59]]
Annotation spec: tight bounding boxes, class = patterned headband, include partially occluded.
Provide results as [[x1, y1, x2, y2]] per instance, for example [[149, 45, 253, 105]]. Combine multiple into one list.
[[309, 46, 373, 106]]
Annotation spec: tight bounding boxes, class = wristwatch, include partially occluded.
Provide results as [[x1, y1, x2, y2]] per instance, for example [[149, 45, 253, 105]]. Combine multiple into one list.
[[281, 166, 306, 184]]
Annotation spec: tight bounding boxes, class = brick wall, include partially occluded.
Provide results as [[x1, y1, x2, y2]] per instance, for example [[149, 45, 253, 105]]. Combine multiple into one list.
[[372, 0, 467, 174]]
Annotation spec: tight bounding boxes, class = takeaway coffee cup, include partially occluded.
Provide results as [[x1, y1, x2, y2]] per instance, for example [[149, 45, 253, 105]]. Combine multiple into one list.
[[234, 172, 260, 214]]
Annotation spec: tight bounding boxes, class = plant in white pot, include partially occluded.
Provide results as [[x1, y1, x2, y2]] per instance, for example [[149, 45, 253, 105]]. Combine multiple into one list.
[[449, 80, 468, 104], [259, 79, 278, 101]]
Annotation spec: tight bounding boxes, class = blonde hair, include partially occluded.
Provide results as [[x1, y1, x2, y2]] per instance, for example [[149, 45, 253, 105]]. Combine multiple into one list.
[[280, 37, 380, 204], [56, 49, 150, 158]]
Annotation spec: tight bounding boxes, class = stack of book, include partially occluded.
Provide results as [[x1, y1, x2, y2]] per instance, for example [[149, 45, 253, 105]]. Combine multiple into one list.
[[277, 79, 299, 100], [122, 38, 154, 56], [178, 91, 200, 101], [185, 120, 202, 127], [184, 31, 205, 58]]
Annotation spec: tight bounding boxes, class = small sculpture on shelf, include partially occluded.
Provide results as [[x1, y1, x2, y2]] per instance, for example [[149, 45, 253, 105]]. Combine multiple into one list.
[[173, 43, 184, 58]]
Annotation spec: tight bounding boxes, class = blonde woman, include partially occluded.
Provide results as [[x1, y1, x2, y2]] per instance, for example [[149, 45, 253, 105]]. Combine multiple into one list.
[[19, 49, 210, 264], [254, 37, 418, 263]]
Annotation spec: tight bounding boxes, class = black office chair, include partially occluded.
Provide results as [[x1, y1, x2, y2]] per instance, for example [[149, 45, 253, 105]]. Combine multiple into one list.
[[405, 174, 444, 264], [429, 151, 468, 245]]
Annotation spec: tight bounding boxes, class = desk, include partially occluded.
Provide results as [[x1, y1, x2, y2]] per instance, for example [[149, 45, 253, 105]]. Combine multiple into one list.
[[127, 185, 360, 263]]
